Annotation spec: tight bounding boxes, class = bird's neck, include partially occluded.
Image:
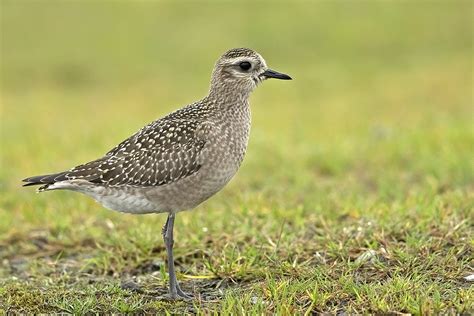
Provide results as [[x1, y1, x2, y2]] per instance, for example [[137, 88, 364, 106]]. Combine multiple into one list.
[[207, 87, 250, 110], [207, 85, 252, 111]]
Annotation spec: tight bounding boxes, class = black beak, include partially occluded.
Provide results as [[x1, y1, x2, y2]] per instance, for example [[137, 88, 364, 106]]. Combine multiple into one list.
[[261, 69, 292, 80]]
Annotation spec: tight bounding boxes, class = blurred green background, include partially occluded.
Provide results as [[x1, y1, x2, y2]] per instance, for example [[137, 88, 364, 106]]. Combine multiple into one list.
[[0, 0, 472, 313], [2, 0, 471, 223]]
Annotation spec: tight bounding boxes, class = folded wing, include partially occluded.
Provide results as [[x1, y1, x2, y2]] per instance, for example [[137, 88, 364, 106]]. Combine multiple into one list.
[[23, 118, 211, 189]]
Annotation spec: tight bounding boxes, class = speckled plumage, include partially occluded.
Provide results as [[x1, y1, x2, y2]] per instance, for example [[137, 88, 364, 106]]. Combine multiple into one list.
[[23, 48, 291, 214], [23, 48, 291, 298]]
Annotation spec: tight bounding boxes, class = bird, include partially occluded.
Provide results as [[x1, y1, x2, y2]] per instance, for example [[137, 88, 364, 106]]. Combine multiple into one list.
[[23, 47, 292, 299]]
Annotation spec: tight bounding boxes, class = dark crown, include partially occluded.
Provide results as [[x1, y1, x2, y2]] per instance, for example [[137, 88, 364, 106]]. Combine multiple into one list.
[[221, 48, 259, 59]]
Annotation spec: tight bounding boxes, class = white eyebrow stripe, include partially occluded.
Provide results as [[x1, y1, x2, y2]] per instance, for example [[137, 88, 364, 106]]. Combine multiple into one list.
[[227, 56, 263, 66]]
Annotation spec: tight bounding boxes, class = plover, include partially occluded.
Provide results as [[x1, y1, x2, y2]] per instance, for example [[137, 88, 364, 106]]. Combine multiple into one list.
[[23, 48, 291, 299]]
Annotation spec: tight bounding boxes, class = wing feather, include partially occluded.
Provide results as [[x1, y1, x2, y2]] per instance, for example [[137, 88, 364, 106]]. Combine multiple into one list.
[[23, 118, 212, 188]]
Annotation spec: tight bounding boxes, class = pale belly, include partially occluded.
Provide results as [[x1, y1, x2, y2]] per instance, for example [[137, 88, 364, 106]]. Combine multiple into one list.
[[65, 137, 247, 214], [74, 161, 240, 214]]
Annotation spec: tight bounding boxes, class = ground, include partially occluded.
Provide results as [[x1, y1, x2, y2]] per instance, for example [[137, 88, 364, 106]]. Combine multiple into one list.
[[1, 1, 473, 314]]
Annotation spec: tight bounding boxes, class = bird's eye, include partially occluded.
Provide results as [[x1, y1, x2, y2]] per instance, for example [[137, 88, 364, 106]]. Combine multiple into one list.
[[239, 61, 252, 71]]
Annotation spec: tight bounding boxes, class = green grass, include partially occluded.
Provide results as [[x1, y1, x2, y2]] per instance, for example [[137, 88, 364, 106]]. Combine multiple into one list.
[[1, 0, 473, 314]]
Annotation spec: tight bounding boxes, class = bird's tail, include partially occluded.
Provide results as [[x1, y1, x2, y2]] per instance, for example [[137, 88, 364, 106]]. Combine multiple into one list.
[[22, 172, 68, 192]]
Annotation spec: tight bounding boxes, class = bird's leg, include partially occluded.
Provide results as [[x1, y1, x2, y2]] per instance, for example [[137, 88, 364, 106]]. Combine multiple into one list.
[[162, 213, 177, 298], [161, 214, 170, 237], [162, 212, 191, 299]]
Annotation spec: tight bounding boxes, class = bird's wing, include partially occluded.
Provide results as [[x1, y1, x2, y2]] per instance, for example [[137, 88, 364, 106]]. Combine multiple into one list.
[[23, 119, 214, 187]]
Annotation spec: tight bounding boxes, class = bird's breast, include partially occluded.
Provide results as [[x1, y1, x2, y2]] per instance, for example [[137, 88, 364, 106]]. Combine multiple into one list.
[[201, 104, 251, 184]]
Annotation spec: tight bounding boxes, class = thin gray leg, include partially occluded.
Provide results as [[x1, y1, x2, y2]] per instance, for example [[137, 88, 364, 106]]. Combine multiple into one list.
[[162, 212, 191, 299]]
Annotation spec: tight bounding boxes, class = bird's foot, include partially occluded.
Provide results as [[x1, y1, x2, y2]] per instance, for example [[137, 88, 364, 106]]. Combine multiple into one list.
[[165, 290, 192, 301], [176, 287, 192, 300]]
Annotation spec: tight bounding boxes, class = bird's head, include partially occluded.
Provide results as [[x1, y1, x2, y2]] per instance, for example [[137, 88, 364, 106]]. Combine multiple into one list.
[[210, 48, 291, 97]]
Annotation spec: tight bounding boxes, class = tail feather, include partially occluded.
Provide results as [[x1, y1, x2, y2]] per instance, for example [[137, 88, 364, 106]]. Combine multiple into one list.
[[22, 172, 68, 190]]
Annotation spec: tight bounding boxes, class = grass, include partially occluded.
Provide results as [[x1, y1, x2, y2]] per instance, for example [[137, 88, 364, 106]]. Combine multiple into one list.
[[1, 0, 473, 314]]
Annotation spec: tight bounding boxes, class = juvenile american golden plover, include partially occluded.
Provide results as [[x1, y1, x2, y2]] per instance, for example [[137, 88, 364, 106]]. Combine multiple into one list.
[[23, 47, 292, 299]]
